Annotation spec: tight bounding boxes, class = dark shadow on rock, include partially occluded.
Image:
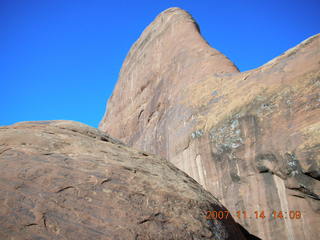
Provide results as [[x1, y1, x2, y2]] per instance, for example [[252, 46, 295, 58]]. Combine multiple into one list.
[[237, 223, 262, 240]]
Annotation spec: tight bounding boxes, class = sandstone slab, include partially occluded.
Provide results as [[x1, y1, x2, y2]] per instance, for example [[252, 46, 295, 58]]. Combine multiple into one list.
[[0, 121, 251, 240]]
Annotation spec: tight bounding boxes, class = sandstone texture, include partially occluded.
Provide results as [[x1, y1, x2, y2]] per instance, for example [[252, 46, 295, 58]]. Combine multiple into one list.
[[100, 7, 320, 240], [0, 120, 252, 240]]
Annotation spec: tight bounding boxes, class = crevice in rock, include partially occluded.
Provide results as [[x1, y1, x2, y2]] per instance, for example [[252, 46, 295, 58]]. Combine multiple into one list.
[[24, 223, 38, 227], [55, 186, 75, 193], [287, 186, 320, 200], [138, 109, 144, 120], [137, 212, 167, 225], [100, 178, 111, 185], [42, 213, 48, 230], [305, 171, 320, 181], [0, 147, 11, 155], [122, 166, 137, 173]]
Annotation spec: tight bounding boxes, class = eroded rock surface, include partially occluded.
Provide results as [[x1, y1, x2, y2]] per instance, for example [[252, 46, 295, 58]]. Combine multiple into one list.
[[100, 7, 320, 240], [0, 121, 250, 240]]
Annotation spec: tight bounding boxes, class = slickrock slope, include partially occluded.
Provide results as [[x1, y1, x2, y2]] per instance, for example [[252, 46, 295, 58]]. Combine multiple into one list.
[[100, 7, 320, 240], [0, 121, 251, 240]]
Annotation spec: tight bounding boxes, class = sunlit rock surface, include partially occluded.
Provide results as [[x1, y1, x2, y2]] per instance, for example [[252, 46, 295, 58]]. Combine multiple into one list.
[[0, 121, 251, 240], [100, 7, 320, 240]]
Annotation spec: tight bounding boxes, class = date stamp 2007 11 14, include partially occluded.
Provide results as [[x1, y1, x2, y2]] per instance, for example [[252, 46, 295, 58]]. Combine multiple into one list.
[[205, 210, 302, 220]]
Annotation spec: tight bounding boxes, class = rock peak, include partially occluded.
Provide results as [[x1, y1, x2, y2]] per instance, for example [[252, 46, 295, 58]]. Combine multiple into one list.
[[159, 7, 190, 16], [155, 7, 200, 32], [161, 7, 186, 13], [100, 8, 239, 131]]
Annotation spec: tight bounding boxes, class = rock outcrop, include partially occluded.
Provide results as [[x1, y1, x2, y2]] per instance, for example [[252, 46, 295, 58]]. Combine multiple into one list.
[[100, 7, 320, 240], [0, 121, 251, 240]]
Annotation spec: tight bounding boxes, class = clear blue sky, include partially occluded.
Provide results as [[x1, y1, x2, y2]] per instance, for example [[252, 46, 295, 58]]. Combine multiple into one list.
[[1, 0, 319, 127]]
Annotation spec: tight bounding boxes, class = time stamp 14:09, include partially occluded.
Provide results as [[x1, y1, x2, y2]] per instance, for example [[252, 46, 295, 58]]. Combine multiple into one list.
[[206, 210, 302, 220]]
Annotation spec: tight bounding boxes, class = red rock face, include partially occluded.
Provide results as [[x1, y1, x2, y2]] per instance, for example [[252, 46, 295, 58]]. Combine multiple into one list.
[[100, 7, 320, 240], [0, 121, 249, 240]]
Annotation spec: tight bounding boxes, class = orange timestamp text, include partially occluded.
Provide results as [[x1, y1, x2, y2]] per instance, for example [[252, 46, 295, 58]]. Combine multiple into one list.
[[205, 210, 302, 220]]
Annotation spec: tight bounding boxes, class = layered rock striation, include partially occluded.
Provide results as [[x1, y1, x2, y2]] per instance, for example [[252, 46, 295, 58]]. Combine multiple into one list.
[[0, 121, 251, 240], [100, 7, 320, 240]]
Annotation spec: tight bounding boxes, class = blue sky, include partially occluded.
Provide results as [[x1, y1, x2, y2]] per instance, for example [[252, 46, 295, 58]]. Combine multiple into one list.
[[1, 0, 319, 128]]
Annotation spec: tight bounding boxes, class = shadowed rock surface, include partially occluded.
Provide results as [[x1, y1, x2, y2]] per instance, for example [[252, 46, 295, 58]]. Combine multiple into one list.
[[100, 7, 320, 240], [0, 121, 251, 240]]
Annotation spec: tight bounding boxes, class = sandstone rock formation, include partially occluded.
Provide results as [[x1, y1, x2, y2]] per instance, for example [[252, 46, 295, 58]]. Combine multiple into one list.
[[0, 121, 252, 240], [100, 7, 320, 240]]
